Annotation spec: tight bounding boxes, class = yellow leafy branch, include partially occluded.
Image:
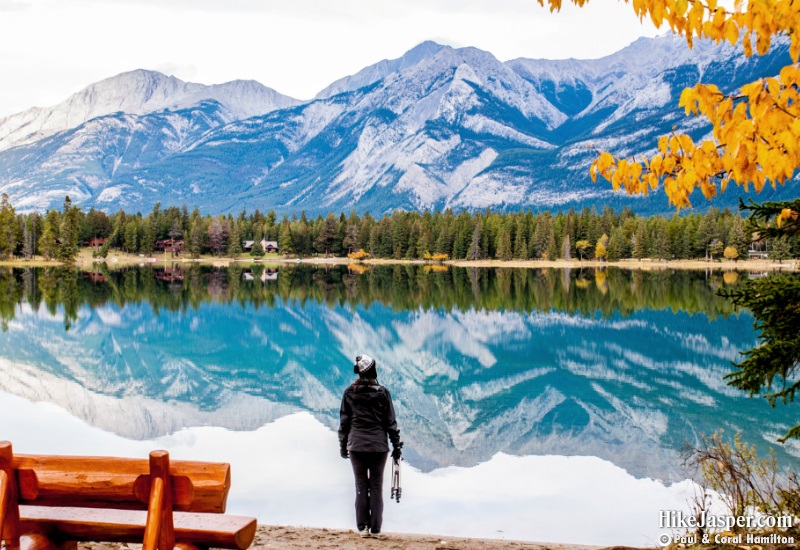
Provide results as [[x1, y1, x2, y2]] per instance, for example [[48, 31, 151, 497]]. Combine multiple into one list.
[[588, 64, 800, 208], [540, 0, 800, 207]]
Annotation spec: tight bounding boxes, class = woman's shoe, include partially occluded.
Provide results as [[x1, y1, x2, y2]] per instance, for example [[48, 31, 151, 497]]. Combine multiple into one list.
[[358, 527, 371, 538]]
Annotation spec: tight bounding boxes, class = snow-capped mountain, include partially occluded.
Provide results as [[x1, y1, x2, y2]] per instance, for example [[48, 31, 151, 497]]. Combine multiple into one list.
[[0, 100, 234, 210], [0, 36, 794, 214], [0, 69, 299, 151]]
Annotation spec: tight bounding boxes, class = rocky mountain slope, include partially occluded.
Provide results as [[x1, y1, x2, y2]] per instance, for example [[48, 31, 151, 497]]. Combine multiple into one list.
[[0, 36, 794, 214]]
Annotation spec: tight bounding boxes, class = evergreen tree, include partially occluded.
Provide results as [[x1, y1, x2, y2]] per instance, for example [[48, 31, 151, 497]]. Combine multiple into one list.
[[532, 213, 553, 258], [513, 216, 529, 259], [23, 213, 40, 259], [631, 232, 646, 259], [719, 199, 800, 440], [368, 225, 380, 257], [653, 220, 671, 260], [250, 239, 265, 259], [343, 211, 360, 253], [417, 226, 433, 258], [452, 218, 470, 260], [84, 208, 111, 242], [228, 221, 243, 258], [97, 241, 109, 259], [405, 221, 420, 259], [266, 210, 278, 240], [606, 227, 628, 261], [545, 230, 558, 260], [467, 220, 482, 260], [278, 219, 294, 255], [695, 212, 718, 259], [728, 216, 750, 258], [39, 211, 60, 260], [189, 221, 205, 258], [58, 196, 80, 262], [141, 219, 156, 257], [123, 220, 138, 254], [149, 202, 162, 238], [358, 213, 374, 252], [316, 213, 339, 257], [497, 228, 513, 261], [391, 212, 408, 259], [771, 236, 792, 262], [295, 220, 310, 256], [0, 194, 18, 260], [181, 204, 190, 234]]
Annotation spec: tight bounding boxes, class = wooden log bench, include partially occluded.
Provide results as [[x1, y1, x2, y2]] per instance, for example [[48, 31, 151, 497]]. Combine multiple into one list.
[[0, 441, 257, 550]]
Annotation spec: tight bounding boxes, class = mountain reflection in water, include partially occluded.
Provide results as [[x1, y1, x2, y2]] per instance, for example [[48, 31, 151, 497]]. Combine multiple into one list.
[[0, 264, 796, 484]]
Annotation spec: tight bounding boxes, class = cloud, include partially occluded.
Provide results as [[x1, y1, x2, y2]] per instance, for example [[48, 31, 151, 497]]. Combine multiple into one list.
[[67, 0, 538, 17], [0, 0, 662, 115], [0, 1, 32, 12]]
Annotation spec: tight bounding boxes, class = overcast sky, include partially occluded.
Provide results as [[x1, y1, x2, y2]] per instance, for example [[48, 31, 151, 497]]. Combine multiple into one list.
[[0, 0, 662, 117]]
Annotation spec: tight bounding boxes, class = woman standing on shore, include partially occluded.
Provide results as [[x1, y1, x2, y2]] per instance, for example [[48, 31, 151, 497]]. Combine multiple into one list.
[[338, 354, 403, 539]]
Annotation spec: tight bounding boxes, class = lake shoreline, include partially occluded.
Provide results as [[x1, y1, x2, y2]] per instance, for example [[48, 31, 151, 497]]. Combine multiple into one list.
[[85, 524, 611, 550], [0, 249, 797, 272]]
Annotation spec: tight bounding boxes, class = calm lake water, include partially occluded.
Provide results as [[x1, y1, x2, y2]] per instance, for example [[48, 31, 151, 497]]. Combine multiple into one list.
[[0, 264, 796, 545]]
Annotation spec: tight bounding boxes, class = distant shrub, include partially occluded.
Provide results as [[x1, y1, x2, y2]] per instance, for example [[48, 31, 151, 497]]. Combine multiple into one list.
[[347, 249, 370, 261], [724, 246, 739, 262]]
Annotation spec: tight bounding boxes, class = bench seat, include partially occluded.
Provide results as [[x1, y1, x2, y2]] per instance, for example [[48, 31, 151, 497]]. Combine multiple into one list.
[[20, 506, 257, 550]]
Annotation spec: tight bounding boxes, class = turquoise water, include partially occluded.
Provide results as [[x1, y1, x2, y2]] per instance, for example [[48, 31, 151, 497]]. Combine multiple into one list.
[[0, 265, 795, 544]]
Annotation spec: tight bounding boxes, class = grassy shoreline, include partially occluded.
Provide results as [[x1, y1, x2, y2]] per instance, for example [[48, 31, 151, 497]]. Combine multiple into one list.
[[0, 248, 797, 272]]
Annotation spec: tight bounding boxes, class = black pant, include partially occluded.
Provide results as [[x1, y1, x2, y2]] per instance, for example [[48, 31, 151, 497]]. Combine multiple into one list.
[[349, 451, 388, 533]]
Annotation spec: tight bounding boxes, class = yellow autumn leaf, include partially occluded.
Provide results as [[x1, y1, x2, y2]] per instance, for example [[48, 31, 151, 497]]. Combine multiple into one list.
[[778, 208, 798, 227]]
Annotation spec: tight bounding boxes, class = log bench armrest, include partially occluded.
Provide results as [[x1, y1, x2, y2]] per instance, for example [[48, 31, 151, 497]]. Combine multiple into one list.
[[20, 506, 257, 550]]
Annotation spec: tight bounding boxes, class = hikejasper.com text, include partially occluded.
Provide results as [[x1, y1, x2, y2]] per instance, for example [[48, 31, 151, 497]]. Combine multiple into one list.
[[660, 510, 795, 530]]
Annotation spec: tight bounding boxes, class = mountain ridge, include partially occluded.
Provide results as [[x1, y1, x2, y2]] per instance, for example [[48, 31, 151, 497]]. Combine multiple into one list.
[[0, 35, 795, 215], [0, 69, 300, 152]]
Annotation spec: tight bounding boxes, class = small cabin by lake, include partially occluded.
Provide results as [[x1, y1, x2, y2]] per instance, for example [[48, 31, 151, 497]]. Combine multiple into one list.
[[243, 240, 279, 253]]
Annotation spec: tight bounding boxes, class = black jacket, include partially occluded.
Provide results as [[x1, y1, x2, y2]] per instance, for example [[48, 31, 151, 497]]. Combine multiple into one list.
[[338, 379, 401, 453]]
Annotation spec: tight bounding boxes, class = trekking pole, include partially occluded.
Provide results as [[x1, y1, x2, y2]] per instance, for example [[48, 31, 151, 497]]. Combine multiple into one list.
[[391, 457, 402, 503]]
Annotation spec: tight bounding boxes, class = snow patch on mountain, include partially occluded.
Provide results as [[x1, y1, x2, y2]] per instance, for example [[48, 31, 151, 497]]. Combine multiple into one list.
[[450, 173, 528, 209], [462, 115, 554, 148]]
